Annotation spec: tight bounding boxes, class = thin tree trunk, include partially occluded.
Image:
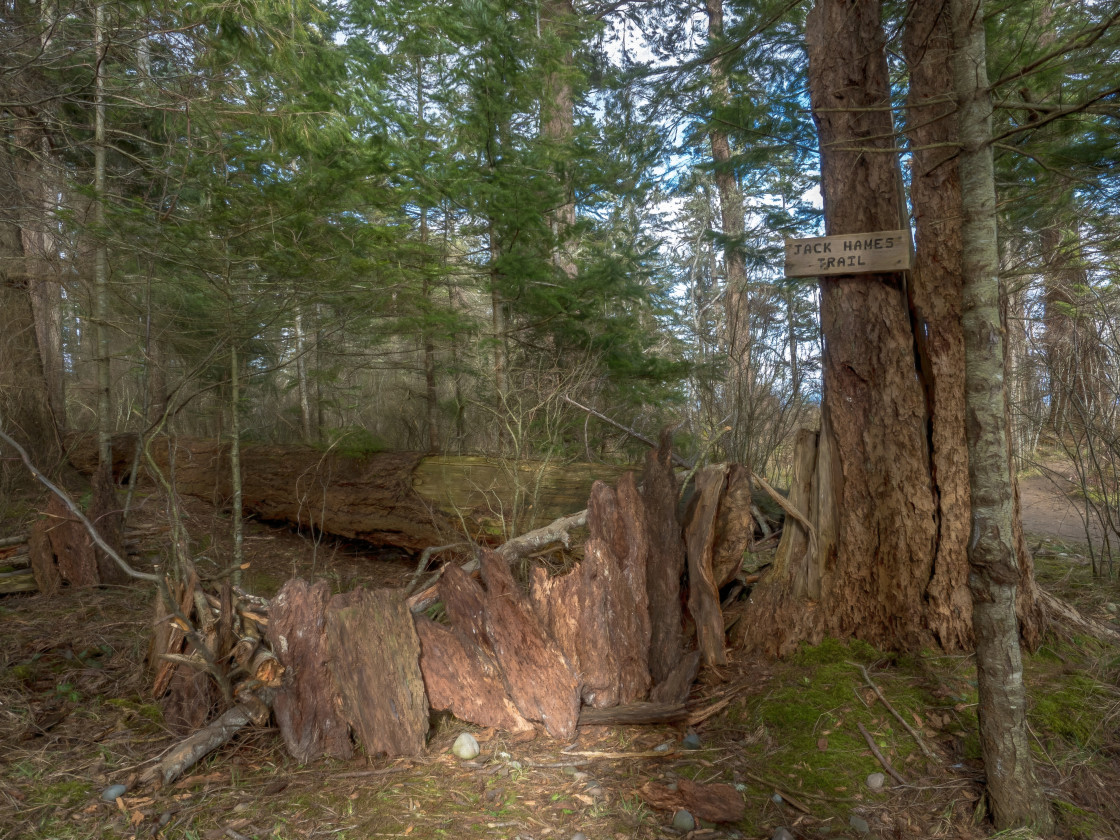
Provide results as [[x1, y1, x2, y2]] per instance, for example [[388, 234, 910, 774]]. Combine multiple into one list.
[[93, 1, 112, 468], [540, 0, 577, 280], [229, 342, 244, 584], [294, 308, 313, 443], [705, 0, 751, 463], [951, 0, 1052, 829]]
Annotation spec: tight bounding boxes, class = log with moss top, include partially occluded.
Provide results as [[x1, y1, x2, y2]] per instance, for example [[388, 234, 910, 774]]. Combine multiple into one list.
[[66, 434, 627, 552]]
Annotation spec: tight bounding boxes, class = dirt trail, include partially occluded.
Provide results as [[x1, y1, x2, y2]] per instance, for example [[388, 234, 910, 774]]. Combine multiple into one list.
[[1018, 465, 1105, 546]]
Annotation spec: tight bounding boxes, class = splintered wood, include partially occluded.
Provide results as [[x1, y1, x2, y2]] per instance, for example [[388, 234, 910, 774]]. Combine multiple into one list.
[[326, 588, 429, 758], [684, 465, 731, 666], [267, 578, 353, 762], [480, 552, 580, 740], [414, 617, 533, 733]]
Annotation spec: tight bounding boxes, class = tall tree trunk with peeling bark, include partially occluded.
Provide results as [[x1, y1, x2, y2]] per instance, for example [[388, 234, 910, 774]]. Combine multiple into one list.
[[737, 0, 1043, 656], [951, 0, 1052, 829], [705, 0, 751, 463]]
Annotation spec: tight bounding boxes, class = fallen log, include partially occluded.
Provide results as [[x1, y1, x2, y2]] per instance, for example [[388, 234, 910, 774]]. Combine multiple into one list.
[[67, 434, 625, 553]]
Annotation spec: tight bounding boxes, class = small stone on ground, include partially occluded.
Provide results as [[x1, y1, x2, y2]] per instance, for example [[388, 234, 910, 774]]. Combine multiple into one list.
[[866, 772, 886, 790], [451, 732, 480, 760], [671, 809, 696, 831]]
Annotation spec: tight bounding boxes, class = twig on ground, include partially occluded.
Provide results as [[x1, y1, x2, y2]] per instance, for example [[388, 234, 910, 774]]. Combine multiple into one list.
[[849, 661, 938, 761], [856, 721, 908, 786]]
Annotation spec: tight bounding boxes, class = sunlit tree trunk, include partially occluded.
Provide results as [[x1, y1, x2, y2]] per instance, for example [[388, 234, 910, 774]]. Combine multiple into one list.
[[951, 0, 1052, 829], [541, 0, 577, 280], [705, 0, 751, 464]]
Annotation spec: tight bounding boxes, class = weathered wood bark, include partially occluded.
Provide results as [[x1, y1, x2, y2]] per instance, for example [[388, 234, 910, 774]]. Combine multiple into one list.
[[440, 564, 489, 646], [642, 432, 686, 684], [267, 578, 353, 763], [480, 552, 579, 740], [415, 617, 534, 733], [68, 434, 624, 552], [649, 650, 701, 705], [951, 0, 1052, 829], [582, 475, 652, 701], [684, 466, 729, 666], [28, 523, 61, 596], [711, 465, 753, 588], [28, 496, 99, 589], [325, 588, 429, 758], [903, 0, 973, 651]]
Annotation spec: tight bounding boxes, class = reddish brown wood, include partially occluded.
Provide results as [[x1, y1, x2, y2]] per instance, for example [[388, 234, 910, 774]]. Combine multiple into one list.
[[267, 578, 353, 763], [326, 588, 429, 758], [712, 464, 753, 588], [414, 617, 533, 733], [31, 496, 99, 589], [684, 466, 729, 666], [642, 432, 686, 685], [440, 564, 488, 647], [28, 518, 60, 596], [639, 779, 745, 823], [479, 552, 579, 740]]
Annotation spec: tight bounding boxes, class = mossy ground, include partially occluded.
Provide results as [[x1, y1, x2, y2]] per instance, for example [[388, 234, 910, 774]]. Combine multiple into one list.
[[1, 496, 1119, 839]]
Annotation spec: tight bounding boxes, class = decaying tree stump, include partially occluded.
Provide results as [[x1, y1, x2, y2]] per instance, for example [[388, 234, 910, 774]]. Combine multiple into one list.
[[711, 464, 754, 588], [325, 588, 429, 758], [684, 466, 730, 667], [530, 475, 652, 708], [29, 496, 99, 589], [440, 564, 489, 647], [267, 579, 353, 762], [479, 552, 580, 740], [642, 432, 687, 686], [415, 617, 534, 733]]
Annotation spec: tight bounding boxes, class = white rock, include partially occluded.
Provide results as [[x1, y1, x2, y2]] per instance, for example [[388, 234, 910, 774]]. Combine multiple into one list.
[[866, 772, 886, 791], [451, 732, 480, 760]]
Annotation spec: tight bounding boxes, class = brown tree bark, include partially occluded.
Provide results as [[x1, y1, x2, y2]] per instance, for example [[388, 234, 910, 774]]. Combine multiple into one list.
[[326, 588, 429, 758], [738, 0, 1043, 657], [705, 0, 752, 462], [267, 578, 353, 763], [739, 0, 941, 654]]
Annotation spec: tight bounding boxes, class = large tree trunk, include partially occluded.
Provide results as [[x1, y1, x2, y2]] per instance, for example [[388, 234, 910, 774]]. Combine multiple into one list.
[[739, 0, 940, 654], [951, 0, 1052, 829], [737, 0, 1042, 657]]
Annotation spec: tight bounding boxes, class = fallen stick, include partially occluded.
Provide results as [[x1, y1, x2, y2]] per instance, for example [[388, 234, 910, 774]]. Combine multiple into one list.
[[0, 534, 28, 548], [141, 690, 272, 787], [1038, 588, 1120, 644], [407, 510, 589, 613], [849, 662, 938, 761], [856, 721, 907, 786]]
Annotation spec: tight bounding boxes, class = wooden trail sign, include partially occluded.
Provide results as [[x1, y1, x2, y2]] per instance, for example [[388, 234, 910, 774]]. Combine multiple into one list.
[[785, 230, 910, 278]]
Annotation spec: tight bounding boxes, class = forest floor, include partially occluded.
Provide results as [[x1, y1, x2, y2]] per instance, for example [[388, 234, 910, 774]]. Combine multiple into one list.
[[1, 473, 1119, 840]]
